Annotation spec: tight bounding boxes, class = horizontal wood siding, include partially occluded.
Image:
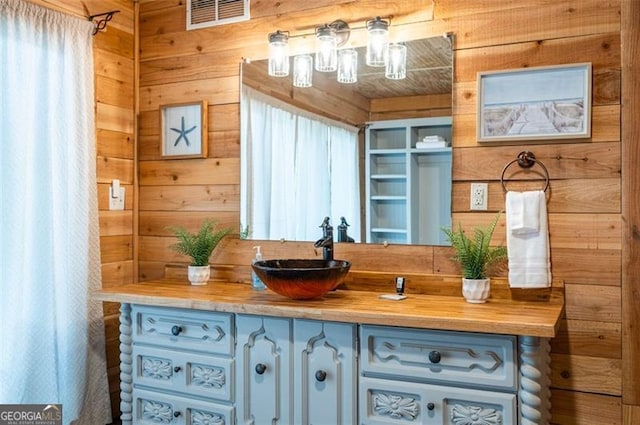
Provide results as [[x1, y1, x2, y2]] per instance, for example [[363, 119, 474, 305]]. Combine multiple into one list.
[[131, 1, 626, 423]]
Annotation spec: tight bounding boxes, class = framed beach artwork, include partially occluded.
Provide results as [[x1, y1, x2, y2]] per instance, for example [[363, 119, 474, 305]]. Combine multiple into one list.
[[477, 63, 592, 142], [160, 100, 208, 158]]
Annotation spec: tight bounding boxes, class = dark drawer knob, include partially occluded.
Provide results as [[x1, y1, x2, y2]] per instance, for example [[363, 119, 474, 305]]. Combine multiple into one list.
[[255, 363, 267, 375], [173, 411, 181, 418], [315, 370, 327, 382], [427, 402, 435, 411], [171, 325, 183, 336], [173, 366, 181, 373], [428, 350, 441, 364]]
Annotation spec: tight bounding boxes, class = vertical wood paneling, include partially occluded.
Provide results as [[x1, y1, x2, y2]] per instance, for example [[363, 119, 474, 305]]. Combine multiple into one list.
[[621, 0, 640, 410]]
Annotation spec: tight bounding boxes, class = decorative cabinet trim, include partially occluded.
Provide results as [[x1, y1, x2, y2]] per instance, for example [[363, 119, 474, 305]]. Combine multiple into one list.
[[360, 325, 517, 391], [141, 398, 173, 423], [450, 404, 502, 425], [141, 356, 172, 380], [132, 305, 233, 356], [192, 364, 225, 389], [192, 409, 225, 425], [373, 392, 420, 420]]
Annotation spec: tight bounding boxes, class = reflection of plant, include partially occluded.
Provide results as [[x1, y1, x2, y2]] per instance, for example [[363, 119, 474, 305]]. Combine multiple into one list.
[[167, 220, 232, 266], [441, 213, 507, 279], [239, 223, 249, 240]]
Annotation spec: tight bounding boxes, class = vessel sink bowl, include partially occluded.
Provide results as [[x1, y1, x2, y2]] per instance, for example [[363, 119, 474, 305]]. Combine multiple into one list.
[[251, 259, 351, 299]]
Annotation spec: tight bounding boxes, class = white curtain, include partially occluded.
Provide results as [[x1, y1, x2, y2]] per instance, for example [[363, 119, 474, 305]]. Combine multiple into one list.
[[0, 1, 112, 424], [241, 86, 361, 242]]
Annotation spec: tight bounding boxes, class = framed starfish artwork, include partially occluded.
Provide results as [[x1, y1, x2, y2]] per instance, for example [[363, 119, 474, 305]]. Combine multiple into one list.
[[160, 101, 208, 158]]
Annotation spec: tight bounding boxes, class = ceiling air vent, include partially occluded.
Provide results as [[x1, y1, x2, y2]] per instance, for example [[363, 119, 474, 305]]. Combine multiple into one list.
[[187, 0, 250, 30]]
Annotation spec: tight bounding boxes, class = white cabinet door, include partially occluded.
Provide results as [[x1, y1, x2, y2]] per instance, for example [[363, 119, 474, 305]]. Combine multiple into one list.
[[236, 314, 292, 425], [294, 319, 357, 425]]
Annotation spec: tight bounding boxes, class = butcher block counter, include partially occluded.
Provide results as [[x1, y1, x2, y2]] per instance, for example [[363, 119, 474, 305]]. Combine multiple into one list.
[[96, 279, 564, 425], [95, 279, 564, 337]]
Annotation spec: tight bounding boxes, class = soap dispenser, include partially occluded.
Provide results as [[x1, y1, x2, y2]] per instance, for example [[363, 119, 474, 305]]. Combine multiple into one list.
[[251, 246, 266, 290]]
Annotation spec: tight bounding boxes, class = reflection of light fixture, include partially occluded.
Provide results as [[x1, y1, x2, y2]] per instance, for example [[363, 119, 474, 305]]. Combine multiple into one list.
[[385, 43, 407, 80], [268, 30, 289, 77], [293, 55, 313, 88], [366, 17, 389, 67], [337, 49, 358, 84], [315, 25, 337, 72]]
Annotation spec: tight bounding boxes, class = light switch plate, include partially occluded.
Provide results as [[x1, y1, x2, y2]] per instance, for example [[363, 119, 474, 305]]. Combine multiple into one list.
[[109, 186, 125, 211]]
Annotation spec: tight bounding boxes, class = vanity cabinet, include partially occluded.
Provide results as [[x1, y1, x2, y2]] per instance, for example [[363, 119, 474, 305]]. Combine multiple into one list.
[[105, 285, 560, 425], [359, 325, 518, 424], [235, 314, 357, 425], [365, 117, 452, 245]]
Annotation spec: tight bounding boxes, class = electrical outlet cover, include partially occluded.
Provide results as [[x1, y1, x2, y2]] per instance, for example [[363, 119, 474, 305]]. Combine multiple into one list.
[[470, 183, 488, 210]]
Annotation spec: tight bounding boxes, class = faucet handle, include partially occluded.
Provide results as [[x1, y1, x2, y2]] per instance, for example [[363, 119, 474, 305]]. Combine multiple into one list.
[[319, 216, 331, 228]]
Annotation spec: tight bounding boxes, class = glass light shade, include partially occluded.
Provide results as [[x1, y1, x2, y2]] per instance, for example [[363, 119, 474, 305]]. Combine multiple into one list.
[[268, 31, 289, 77], [385, 43, 407, 80], [293, 55, 313, 88], [315, 25, 337, 72], [337, 49, 358, 84], [366, 17, 389, 67]]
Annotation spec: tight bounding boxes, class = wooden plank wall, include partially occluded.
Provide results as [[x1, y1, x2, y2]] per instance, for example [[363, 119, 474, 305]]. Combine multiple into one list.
[[25, 0, 137, 420], [136, 1, 631, 423]]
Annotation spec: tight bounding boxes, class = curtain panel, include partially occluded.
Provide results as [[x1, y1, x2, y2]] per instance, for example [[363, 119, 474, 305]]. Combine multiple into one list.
[[0, 0, 111, 423]]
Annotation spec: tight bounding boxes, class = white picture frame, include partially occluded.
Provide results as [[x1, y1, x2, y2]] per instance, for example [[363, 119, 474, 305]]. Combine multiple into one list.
[[477, 63, 592, 143], [160, 101, 208, 158]]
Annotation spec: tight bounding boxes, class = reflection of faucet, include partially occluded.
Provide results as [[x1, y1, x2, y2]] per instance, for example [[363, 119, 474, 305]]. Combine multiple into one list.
[[314, 216, 334, 261], [337, 217, 355, 243]]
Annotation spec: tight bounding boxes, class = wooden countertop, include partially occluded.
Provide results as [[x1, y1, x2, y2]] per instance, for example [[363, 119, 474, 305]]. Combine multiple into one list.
[[95, 280, 564, 338]]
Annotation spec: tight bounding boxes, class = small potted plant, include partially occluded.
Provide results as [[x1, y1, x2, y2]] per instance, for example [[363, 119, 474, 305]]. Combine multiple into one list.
[[441, 213, 507, 303], [168, 219, 232, 285]]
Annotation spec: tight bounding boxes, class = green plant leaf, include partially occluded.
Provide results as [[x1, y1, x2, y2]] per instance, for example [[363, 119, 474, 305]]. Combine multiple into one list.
[[167, 219, 233, 266], [440, 212, 507, 279]]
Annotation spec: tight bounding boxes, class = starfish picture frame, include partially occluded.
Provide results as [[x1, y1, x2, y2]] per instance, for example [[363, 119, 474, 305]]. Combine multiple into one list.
[[160, 101, 208, 158]]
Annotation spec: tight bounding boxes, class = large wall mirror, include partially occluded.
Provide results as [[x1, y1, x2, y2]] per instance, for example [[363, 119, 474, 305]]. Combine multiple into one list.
[[241, 34, 453, 245]]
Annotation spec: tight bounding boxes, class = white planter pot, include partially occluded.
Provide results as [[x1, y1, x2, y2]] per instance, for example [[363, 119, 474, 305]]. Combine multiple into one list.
[[462, 278, 490, 303], [188, 265, 210, 285]]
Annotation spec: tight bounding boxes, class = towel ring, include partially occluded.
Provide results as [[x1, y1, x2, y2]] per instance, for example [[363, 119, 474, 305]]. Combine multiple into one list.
[[500, 151, 550, 193]]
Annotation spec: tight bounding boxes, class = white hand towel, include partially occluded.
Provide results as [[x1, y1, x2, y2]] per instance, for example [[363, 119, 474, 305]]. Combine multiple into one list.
[[506, 190, 552, 288], [506, 191, 540, 234]]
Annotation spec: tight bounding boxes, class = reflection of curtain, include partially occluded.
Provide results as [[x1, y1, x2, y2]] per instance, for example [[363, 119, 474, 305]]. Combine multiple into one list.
[[241, 86, 361, 242], [0, 1, 111, 424]]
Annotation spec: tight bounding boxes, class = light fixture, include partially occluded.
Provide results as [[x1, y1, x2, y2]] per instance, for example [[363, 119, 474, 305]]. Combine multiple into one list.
[[268, 30, 289, 77], [315, 24, 338, 72], [366, 17, 389, 67], [293, 54, 313, 88], [337, 49, 358, 84], [385, 43, 407, 80]]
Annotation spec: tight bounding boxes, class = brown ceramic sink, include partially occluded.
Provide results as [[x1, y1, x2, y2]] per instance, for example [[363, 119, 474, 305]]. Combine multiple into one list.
[[251, 259, 351, 300]]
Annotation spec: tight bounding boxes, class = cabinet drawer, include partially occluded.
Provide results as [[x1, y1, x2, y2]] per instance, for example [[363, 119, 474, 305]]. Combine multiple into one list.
[[132, 305, 233, 356], [132, 388, 234, 425], [360, 376, 517, 425], [133, 345, 234, 402], [360, 325, 517, 390]]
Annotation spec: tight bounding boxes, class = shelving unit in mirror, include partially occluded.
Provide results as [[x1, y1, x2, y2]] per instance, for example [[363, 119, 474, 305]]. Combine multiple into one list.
[[365, 117, 452, 245]]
